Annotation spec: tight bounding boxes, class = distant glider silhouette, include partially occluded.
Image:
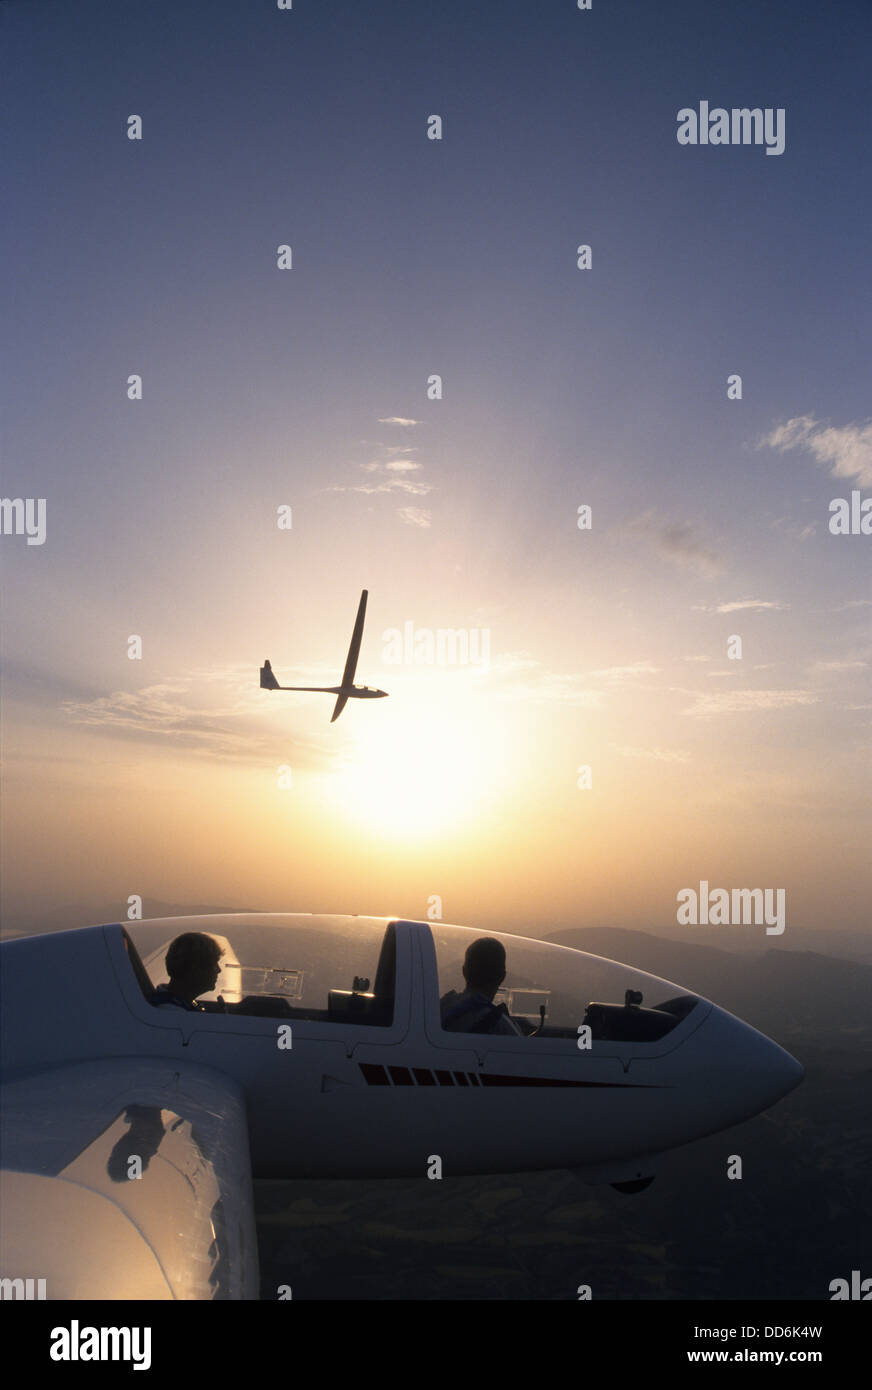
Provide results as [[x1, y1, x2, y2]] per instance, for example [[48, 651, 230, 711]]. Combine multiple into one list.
[[260, 589, 388, 722]]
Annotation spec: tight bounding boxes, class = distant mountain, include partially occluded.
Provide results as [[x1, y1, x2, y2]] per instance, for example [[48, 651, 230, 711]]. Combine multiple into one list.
[[0, 898, 259, 940], [545, 926, 872, 1042], [606, 921, 872, 965]]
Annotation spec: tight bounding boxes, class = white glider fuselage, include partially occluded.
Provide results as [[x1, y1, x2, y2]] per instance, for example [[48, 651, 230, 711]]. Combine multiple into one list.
[[1, 915, 803, 1185]]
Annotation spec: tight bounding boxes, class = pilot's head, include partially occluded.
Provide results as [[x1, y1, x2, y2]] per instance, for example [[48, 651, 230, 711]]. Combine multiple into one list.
[[462, 937, 507, 999], [165, 932, 224, 1002]]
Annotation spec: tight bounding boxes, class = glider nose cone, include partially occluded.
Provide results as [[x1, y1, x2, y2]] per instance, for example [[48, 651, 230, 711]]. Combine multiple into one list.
[[748, 1028, 804, 1109], [699, 1004, 804, 1124]]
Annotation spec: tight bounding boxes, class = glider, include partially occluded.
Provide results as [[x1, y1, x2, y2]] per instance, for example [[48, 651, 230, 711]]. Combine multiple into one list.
[[0, 914, 803, 1298], [260, 588, 388, 721]]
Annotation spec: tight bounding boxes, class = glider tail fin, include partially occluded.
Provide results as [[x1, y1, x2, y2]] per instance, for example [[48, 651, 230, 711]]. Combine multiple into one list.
[[260, 660, 280, 690]]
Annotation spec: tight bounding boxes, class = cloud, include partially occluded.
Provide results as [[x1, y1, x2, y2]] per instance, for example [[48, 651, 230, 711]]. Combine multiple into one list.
[[833, 599, 872, 611], [678, 688, 820, 718], [613, 745, 690, 763], [328, 474, 432, 497], [487, 652, 602, 707], [810, 659, 868, 673], [397, 506, 432, 527], [772, 517, 816, 541], [362, 458, 421, 473], [473, 655, 661, 707], [760, 414, 872, 487], [328, 454, 432, 497], [61, 668, 339, 766], [63, 685, 267, 758], [588, 662, 660, 682], [695, 599, 789, 614], [624, 512, 721, 578], [378, 417, 420, 426]]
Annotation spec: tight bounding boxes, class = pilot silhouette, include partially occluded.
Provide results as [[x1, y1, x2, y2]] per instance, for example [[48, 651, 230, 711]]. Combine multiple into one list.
[[151, 932, 224, 1012], [440, 937, 522, 1035]]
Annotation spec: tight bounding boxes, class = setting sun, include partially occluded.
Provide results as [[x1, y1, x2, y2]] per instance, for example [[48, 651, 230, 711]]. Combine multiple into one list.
[[317, 676, 509, 839]]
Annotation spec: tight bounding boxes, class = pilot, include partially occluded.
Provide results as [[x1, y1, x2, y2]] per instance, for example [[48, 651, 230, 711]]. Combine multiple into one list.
[[150, 932, 223, 1012], [440, 937, 522, 1035]]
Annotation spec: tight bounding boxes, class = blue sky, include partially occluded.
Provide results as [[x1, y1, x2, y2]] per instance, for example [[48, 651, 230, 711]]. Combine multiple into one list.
[[2, 0, 869, 944]]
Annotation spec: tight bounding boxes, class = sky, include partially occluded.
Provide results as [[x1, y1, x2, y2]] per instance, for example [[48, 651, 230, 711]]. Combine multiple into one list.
[[1, 0, 870, 950]]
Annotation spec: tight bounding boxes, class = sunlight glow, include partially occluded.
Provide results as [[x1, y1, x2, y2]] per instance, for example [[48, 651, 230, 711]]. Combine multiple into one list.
[[318, 681, 508, 841]]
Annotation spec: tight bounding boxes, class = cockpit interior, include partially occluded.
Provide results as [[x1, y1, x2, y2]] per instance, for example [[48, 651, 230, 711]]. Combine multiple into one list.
[[124, 917, 699, 1044]]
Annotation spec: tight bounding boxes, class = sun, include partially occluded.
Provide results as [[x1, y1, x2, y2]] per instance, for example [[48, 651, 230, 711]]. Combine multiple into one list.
[[319, 676, 508, 841]]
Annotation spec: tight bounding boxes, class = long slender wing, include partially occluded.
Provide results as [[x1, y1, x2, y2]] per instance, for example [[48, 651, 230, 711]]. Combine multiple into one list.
[[330, 692, 349, 722], [0, 1058, 259, 1300], [339, 589, 368, 688]]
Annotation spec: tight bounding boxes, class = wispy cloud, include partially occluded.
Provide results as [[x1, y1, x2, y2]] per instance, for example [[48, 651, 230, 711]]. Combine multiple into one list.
[[810, 659, 868, 673], [327, 439, 433, 498], [759, 414, 872, 487], [488, 652, 602, 707], [624, 512, 721, 578], [362, 458, 421, 473], [613, 744, 690, 763], [772, 516, 816, 541], [378, 416, 420, 426], [487, 653, 661, 705], [677, 688, 820, 718], [61, 668, 338, 766], [694, 599, 789, 614], [588, 662, 660, 682], [327, 465, 432, 497], [397, 506, 432, 528]]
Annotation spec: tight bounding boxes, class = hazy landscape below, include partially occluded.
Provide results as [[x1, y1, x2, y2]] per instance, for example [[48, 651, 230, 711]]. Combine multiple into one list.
[[253, 924, 871, 1300]]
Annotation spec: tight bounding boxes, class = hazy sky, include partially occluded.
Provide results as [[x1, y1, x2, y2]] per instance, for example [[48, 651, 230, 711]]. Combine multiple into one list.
[[2, 0, 870, 946]]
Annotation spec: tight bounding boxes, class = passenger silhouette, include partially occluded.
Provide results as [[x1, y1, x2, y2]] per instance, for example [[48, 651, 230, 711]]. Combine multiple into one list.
[[150, 932, 223, 1011], [440, 937, 522, 1035]]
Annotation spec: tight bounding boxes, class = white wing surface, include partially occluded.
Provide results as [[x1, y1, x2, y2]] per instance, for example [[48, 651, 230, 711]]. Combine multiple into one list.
[[0, 1057, 258, 1299]]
